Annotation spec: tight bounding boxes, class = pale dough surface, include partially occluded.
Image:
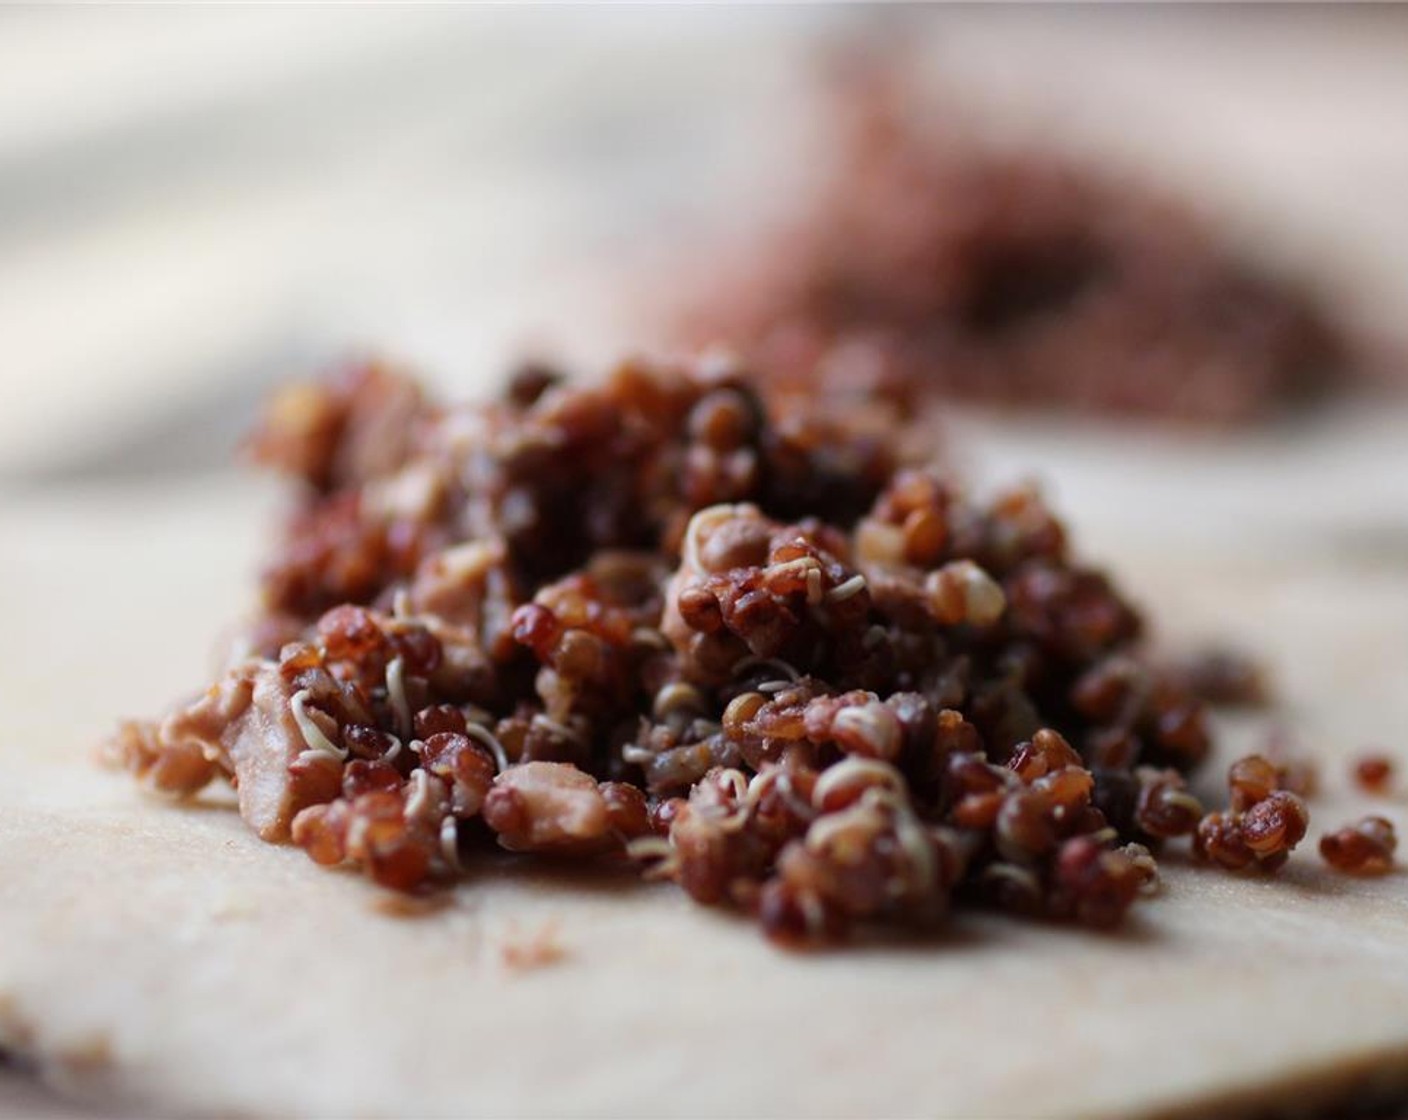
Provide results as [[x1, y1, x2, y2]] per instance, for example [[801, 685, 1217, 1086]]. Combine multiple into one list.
[[1, 411, 1406, 1119]]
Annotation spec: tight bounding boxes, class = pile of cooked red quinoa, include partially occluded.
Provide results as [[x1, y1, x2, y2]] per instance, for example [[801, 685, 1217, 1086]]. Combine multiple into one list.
[[672, 64, 1348, 425], [109, 357, 1391, 946]]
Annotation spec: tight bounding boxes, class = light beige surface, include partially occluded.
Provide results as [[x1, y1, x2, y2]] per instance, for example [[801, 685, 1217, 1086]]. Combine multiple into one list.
[[4, 6, 1408, 484], [1, 421, 1406, 1119]]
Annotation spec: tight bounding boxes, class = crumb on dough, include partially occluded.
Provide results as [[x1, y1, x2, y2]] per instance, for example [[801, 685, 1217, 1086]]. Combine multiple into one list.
[[371, 891, 453, 919], [500, 920, 567, 972], [56, 1034, 113, 1076]]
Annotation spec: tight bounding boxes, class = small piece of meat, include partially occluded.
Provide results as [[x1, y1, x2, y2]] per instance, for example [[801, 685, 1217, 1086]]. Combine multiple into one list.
[[482, 762, 613, 854], [226, 664, 329, 841], [104, 719, 220, 798], [152, 662, 325, 842]]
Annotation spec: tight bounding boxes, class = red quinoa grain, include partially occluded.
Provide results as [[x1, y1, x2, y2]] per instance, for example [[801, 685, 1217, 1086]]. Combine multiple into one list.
[[1320, 817, 1397, 876], [1354, 754, 1395, 795]]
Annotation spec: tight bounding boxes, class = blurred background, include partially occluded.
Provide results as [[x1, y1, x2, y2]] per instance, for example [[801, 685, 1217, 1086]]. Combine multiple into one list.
[[2, 5, 1408, 489]]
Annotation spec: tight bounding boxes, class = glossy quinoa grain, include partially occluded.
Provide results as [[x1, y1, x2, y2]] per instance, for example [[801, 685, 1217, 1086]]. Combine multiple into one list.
[[1320, 817, 1397, 876], [1191, 755, 1310, 875]]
